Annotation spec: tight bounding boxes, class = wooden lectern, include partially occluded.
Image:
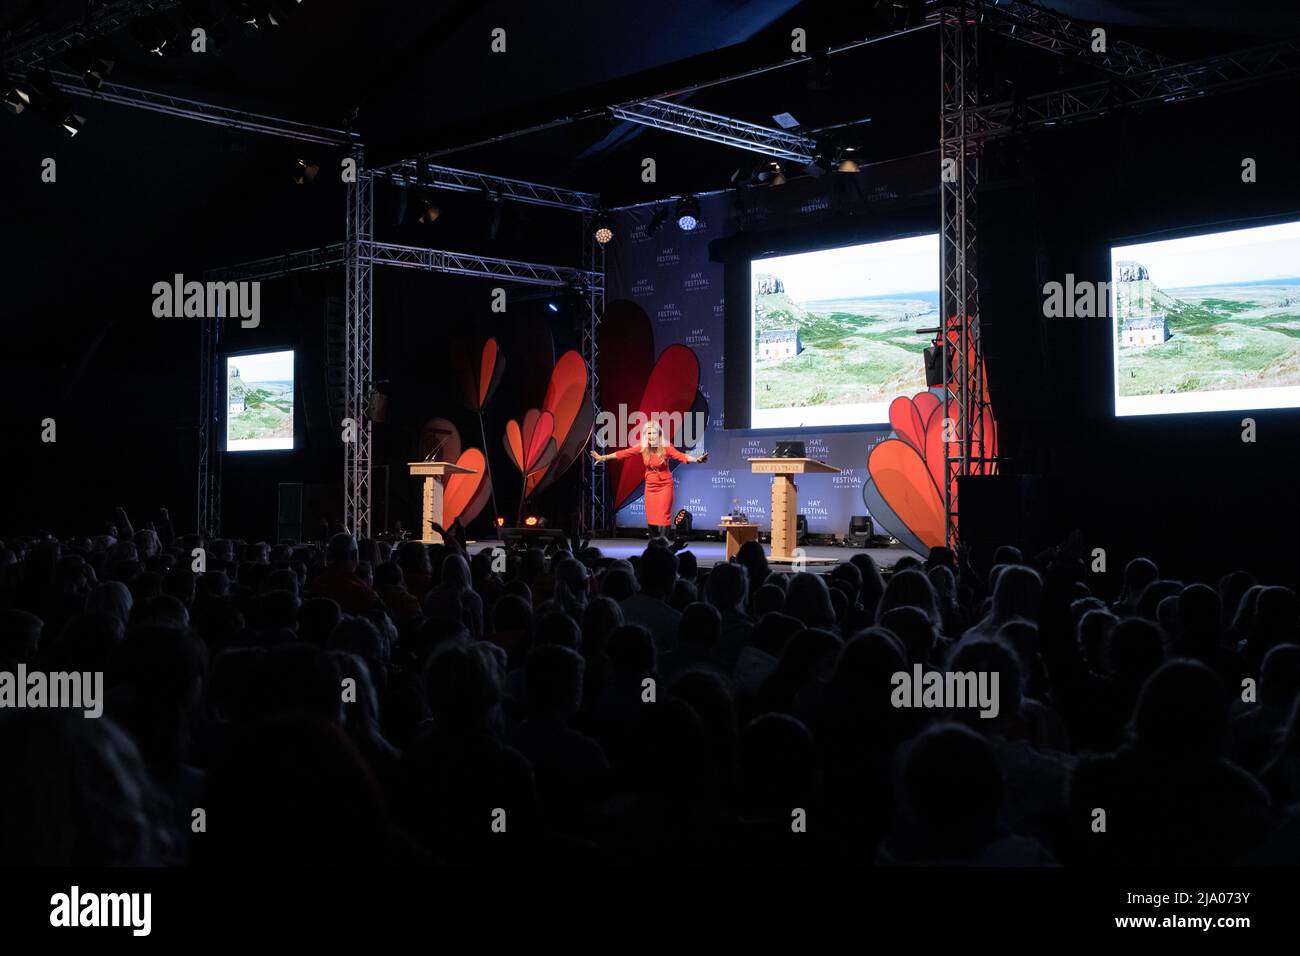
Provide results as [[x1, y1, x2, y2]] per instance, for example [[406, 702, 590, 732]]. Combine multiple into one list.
[[749, 457, 841, 565], [408, 461, 477, 544]]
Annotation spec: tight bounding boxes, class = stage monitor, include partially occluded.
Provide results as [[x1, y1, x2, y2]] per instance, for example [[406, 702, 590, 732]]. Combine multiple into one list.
[[1111, 219, 1300, 417], [750, 234, 938, 429], [225, 349, 295, 451]]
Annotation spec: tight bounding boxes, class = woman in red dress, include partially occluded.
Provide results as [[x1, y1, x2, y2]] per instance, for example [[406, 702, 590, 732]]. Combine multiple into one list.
[[591, 420, 707, 539]]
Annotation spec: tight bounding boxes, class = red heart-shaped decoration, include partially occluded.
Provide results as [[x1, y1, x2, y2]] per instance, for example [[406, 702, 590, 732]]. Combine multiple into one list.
[[443, 448, 491, 527]]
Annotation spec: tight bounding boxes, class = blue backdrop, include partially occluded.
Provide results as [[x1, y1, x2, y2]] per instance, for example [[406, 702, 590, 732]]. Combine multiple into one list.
[[607, 193, 895, 535]]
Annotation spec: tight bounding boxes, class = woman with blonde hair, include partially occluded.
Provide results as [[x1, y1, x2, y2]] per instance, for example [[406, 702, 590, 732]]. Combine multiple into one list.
[[592, 419, 707, 539]]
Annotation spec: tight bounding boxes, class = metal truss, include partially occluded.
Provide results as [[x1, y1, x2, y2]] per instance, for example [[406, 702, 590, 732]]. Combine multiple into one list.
[[608, 99, 817, 163], [368, 242, 602, 287], [375, 162, 600, 212], [580, 218, 606, 538], [44, 70, 353, 145], [205, 245, 348, 283], [957, 37, 1300, 144], [982, 0, 1173, 75], [940, 3, 991, 549], [197, 311, 222, 538], [344, 154, 375, 538], [2, 0, 182, 71]]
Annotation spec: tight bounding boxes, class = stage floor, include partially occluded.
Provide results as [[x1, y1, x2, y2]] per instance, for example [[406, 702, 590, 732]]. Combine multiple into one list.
[[466, 536, 920, 570]]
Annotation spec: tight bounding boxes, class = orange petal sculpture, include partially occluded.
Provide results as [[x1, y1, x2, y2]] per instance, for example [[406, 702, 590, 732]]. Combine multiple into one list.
[[863, 319, 997, 553], [441, 448, 492, 527], [526, 350, 596, 497]]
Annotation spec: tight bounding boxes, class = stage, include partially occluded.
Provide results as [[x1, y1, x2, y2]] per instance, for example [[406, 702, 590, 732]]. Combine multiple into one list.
[[466, 536, 921, 571]]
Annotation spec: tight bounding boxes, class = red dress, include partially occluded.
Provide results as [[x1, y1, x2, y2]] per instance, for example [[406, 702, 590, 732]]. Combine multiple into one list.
[[612, 443, 690, 525]]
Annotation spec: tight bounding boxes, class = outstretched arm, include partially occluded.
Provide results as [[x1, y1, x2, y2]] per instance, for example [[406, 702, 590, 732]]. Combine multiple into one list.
[[665, 443, 707, 464], [591, 445, 641, 462]]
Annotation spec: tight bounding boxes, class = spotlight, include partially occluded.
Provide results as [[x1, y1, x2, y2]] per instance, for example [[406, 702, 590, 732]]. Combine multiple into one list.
[[593, 212, 614, 245], [129, 11, 178, 55], [523, 515, 543, 527], [647, 205, 670, 236], [676, 195, 701, 232], [408, 164, 440, 224], [846, 515, 875, 546], [65, 48, 115, 91], [546, 301, 559, 313], [232, 1, 280, 28], [834, 147, 861, 173], [59, 113, 87, 138], [495, 516, 506, 528], [2, 80, 33, 115], [673, 508, 693, 536], [417, 196, 440, 224], [82, 58, 114, 91], [760, 161, 786, 186], [292, 158, 319, 184]]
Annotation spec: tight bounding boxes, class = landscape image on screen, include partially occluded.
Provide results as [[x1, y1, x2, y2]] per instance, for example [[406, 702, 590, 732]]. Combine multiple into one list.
[[226, 349, 295, 451], [1112, 220, 1300, 416], [751, 235, 938, 428]]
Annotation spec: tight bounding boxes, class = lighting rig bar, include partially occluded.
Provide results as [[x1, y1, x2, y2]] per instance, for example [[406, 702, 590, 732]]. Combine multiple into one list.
[[1, 0, 183, 71], [608, 99, 817, 162], [954, 37, 1300, 143], [376, 162, 600, 213], [367, 242, 603, 288], [205, 243, 601, 289], [45, 70, 354, 145], [204, 244, 349, 282], [983, 0, 1174, 76]]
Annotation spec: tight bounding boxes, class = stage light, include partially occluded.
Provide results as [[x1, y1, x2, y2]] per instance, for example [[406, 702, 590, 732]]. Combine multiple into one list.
[[846, 515, 875, 546], [417, 197, 440, 223], [835, 147, 861, 173], [59, 113, 86, 138], [233, 1, 280, 28], [593, 212, 614, 245], [65, 48, 115, 91], [495, 516, 506, 527], [676, 195, 701, 232], [763, 162, 786, 186], [546, 301, 559, 313], [2, 81, 33, 115], [673, 508, 693, 536], [292, 158, 319, 184], [647, 205, 670, 236], [129, 11, 178, 55], [83, 58, 114, 91], [523, 515, 542, 527]]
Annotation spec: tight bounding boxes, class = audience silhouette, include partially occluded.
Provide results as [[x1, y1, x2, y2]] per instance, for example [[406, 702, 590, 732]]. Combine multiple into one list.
[[2, 511, 1299, 866]]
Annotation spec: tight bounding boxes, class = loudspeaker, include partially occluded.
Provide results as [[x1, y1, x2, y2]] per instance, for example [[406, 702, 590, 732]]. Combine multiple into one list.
[[277, 483, 303, 542], [301, 483, 343, 544], [924, 343, 946, 386]]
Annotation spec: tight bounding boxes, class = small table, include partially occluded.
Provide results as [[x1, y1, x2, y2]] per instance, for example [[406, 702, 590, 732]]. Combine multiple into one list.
[[721, 521, 759, 560]]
